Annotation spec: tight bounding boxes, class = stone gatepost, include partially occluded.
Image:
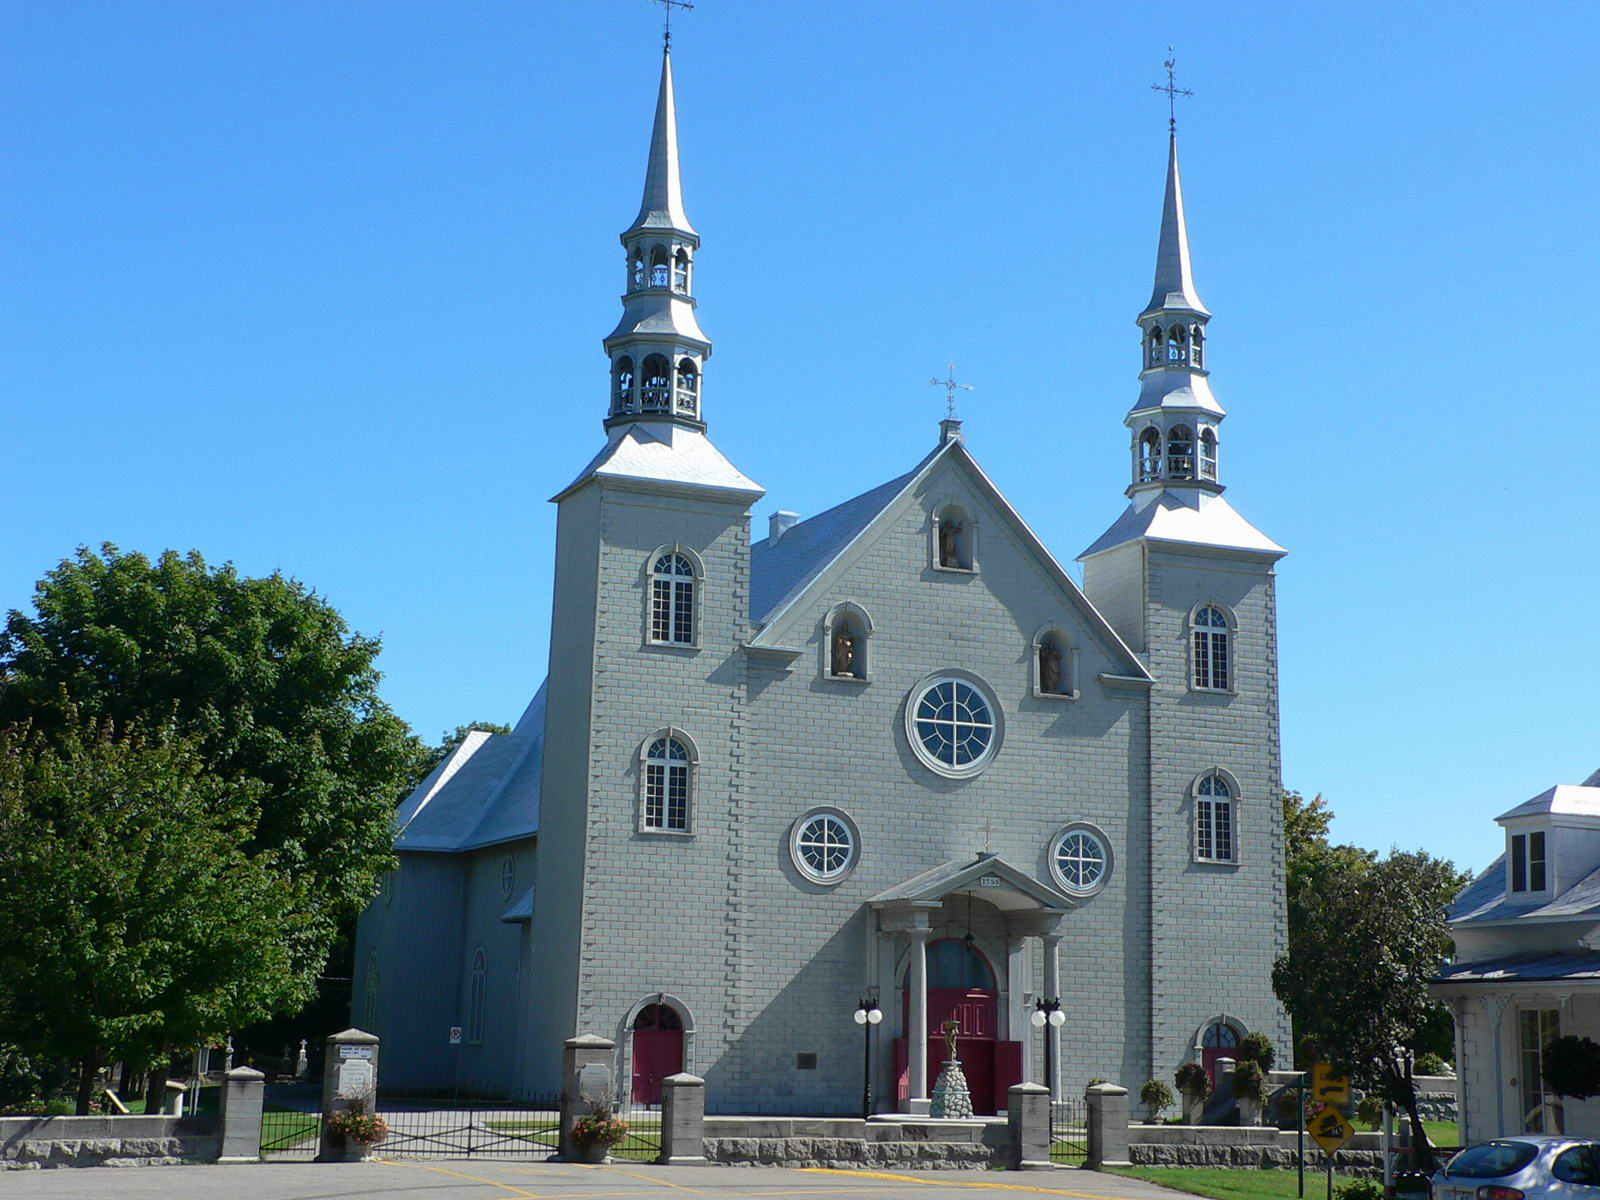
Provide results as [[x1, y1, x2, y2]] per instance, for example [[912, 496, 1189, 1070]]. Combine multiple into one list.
[[559, 1035, 616, 1160], [1008, 1082, 1051, 1171], [659, 1073, 707, 1165], [1085, 1082, 1131, 1169], [217, 1066, 266, 1163], [316, 1028, 380, 1163]]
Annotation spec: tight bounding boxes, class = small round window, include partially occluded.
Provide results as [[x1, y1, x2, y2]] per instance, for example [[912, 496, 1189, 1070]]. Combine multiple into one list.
[[906, 676, 999, 777], [790, 808, 858, 884], [1049, 824, 1112, 896]]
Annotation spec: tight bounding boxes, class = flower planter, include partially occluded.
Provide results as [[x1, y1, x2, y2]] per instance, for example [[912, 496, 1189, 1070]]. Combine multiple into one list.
[[574, 1140, 612, 1164], [1183, 1095, 1206, 1125]]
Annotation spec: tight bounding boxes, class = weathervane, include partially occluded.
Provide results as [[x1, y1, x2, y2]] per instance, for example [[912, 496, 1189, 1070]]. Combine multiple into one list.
[[651, 0, 694, 49], [1151, 47, 1194, 133], [929, 361, 975, 421]]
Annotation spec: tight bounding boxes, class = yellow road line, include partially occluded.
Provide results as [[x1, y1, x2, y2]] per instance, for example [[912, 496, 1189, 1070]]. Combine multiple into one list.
[[798, 1167, 1146, 1198], [377, 1158, 545, 1196]]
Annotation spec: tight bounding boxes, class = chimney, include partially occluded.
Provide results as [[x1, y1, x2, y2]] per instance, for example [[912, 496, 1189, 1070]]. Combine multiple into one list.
[[768, 510, 800, 544]]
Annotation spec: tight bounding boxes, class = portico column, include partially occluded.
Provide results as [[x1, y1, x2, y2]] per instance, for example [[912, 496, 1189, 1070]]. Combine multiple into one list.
[[907, 927, 932, 1111], [1041, 933, 1062, 1100]]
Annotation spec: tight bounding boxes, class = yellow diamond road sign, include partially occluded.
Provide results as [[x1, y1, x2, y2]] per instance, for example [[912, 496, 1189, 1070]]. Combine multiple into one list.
[[1312, 1062, 1351, 1106], [1310, 1107, 1355, 1155]]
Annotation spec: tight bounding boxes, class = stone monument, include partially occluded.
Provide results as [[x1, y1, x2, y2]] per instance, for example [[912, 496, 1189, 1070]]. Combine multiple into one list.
[[928, 1020, 974, 1119]]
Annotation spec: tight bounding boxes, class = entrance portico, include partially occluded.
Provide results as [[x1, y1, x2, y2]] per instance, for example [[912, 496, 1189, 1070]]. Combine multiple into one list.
[[869, 854, 1073, 1115]]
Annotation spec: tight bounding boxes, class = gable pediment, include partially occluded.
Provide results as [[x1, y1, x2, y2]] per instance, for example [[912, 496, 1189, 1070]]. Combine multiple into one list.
[[747, 439, 1149, 681]]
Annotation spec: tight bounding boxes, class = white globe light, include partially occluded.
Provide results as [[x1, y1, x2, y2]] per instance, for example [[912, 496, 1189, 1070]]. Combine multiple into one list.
[[1049, 1009, 1066, 1028], [867, 1007, 883, 1025], [1030, 1009, 1047, 1028], [853, 1008, 868, 1025]]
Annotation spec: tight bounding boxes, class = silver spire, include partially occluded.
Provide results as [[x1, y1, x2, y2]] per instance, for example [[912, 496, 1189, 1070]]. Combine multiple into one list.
[[626, 47, 697, 239]]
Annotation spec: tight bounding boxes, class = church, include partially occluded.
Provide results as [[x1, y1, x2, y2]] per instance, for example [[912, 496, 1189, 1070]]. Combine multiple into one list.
[[353, 42, 1291, 1116]]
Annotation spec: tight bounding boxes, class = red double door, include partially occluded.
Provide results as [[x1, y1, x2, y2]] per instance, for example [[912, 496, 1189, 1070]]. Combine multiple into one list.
[[895, 986, 1022, 1115], [631, 1004, 684, 1104]]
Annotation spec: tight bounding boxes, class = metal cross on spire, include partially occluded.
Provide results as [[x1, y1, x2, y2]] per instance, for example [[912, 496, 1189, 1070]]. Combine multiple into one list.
[[651, 0, 694, 49], [929, 361, 975, 420], [1151, 48, 1194, 133]]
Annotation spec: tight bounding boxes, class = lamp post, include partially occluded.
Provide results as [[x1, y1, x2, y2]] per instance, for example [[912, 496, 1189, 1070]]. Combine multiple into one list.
[[1031, 997, 1066, 1150], [853, 992, 883, 1119]]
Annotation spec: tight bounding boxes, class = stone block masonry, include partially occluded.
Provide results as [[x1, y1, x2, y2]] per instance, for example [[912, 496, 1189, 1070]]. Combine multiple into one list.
[[1, 1115, 219, 1169]]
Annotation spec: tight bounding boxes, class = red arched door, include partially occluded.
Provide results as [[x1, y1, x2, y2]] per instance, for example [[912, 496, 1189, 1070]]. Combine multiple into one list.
[[1201, 1020, 1241, 1085], [631, 1004, 683, 1104], [895, 939, 1019, 1115]]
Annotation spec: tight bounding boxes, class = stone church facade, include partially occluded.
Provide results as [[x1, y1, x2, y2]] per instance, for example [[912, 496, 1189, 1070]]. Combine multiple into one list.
[[354, 45, 1291, 1115]]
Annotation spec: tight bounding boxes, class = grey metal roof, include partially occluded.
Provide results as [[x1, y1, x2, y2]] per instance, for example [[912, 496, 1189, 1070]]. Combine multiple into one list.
[[553, 422, 764, 503], [749, 450, 937, 623], [500, 886, 535, 923], [1498, 784, 1600, 822], [1437, 951, 1600, 985], [1450, 854, 1600, 925], [867, 853, 1074, 913], [625, 48, 696, 238], [393, 682, 544, 853], [1141, 133, 1209, 319], [1079, 491, 1285, 560]]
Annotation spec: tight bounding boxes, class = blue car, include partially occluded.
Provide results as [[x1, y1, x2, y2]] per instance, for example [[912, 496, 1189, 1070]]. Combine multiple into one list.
[[1433, 1136, 1600, 1200]]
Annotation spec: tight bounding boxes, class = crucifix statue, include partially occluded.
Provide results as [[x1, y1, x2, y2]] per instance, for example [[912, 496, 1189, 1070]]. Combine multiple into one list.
[[942, 1019, 961, 1062]]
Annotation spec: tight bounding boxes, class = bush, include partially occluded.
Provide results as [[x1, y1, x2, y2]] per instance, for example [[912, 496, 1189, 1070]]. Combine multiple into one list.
[[1416, 1051, 1450, 1076], [1335, 1179, 1385, 1200], [1234, 1060, 1267, 1103], [1174, 1061, 1210, 1098], [1237, 1032, 1276, 1072], [1140, 1079, 1175, 1119], [1542, 1036, 1600, 1099]]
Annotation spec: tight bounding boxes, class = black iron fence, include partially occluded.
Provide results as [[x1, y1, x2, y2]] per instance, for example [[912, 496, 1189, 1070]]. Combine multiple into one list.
[[1050, 1097, 1087, 1165], [260, 1107, 320, 1160], [375, 1094, 562, 1159]]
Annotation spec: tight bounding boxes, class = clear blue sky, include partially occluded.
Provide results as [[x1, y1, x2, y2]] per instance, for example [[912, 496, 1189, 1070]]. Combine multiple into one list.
[[6, 2, 1595, 874]]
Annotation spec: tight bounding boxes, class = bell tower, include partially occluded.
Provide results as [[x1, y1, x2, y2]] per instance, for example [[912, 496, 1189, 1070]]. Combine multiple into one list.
[[603, 45, 711, 431]]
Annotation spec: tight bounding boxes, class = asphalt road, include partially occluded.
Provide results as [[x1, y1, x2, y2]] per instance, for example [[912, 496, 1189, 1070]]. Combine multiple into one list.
[[0, 1160, 1189, 1200]]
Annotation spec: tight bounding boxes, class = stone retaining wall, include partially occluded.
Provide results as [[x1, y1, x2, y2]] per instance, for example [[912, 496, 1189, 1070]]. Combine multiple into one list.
[[702, 1116, 1009, 1168], [1, 1115, 220, 1170]]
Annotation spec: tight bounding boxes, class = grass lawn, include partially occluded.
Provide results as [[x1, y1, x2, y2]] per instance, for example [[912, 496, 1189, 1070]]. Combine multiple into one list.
[[260, 1106, 320, 1152], [1109, 1168, 1355, 1200]]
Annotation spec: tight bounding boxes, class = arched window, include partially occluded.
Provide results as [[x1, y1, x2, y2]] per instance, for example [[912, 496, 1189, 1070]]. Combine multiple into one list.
[[1148, 327, 1164, 366], [1199, 428, 1218, 481], [1168, 324, 1188, 363], [1138, 428, 1162, 482], [363, 953, 379, 1030], [675, 358, 698, 416], [467, 948, 487, 1043], [1190, 604, 1231, 691], [1191, 325, 1205, 368], [649, 246, 669, 288], [643, 734, 692, 832], [672, 248, 690, 292], [641, 355, 671, 412], [1166, 425, 1194, 479], [1195, 773, 1236, 863], [613, 357, 635, 414], [649, 550, 696, 645], [631, 251, 645, 290], [927, 938, 995, 990]]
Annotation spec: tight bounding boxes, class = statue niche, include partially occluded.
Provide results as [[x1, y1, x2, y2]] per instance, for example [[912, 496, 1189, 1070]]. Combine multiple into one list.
[[938, 517, 965, 569], [831, 622, 858, 678], [1039, 639, 1063, 694]]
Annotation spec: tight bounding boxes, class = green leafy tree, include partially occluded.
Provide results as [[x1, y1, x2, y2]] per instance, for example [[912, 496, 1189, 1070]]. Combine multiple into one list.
[[0, 546, 426, 1100], [0, 720, 304, 1112], [0, 546, 424, 953], [1272, 842, 1469, 1166]]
